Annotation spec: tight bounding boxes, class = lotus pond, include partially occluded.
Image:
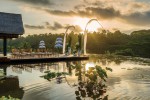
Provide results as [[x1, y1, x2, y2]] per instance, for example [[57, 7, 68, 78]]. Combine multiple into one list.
[[0, 55, 150, 100]]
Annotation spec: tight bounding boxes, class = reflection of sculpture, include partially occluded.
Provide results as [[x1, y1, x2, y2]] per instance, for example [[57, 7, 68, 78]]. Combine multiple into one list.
[[66, 62, 72, 74]]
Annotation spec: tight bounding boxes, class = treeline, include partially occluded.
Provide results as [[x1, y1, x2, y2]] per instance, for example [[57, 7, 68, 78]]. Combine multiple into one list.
[[87, 30, 150, 58], [0, 29, 150, 58]]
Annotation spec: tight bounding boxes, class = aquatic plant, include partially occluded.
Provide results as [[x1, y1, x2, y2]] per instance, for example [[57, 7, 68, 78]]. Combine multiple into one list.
[[41, 71, 69, 82], [0, 70, 4, 77], [41, 62, 112, 100], [0, 95, 20, 100], [72, 62, 112, 100]]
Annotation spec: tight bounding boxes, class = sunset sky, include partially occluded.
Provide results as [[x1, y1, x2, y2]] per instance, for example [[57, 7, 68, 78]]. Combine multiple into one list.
[[0, 0, 150, 35]]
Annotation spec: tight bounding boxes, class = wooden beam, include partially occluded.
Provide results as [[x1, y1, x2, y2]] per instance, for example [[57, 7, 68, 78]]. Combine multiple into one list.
[[0, 34, 18, 39], [3, 38, 7, 56]]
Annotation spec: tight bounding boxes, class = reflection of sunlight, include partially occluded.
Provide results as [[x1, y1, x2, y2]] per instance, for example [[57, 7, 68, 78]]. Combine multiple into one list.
[[85, 62, 95, 70]]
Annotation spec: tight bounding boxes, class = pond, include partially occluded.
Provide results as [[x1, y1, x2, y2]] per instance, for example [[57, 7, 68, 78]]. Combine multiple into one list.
[[0, 55, 150, 100]]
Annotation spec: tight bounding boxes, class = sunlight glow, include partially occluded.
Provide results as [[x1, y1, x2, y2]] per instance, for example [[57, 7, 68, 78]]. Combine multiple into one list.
[[86, 21, 102, 32], [74, 17, 103, 32], [85, 62, 95, 70], [74, 17, 89, 31]]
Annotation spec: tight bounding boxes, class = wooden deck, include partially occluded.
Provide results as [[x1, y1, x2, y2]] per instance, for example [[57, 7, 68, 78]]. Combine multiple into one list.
[[0, 56, 89, 64]]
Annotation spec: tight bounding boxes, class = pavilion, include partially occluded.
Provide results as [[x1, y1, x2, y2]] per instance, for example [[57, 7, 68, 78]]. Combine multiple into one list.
[[0, 12, 24, 56]]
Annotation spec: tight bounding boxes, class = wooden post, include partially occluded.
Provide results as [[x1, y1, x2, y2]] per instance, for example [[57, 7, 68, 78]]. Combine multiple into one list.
[[3, 37, 7, 56]]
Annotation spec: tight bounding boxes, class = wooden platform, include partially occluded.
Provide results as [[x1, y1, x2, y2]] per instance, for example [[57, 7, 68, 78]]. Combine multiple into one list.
[[0, 56, 89, 64]]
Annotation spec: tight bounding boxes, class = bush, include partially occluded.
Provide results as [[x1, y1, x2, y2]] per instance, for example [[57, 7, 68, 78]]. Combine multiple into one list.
[[114, 49, 134, 56]]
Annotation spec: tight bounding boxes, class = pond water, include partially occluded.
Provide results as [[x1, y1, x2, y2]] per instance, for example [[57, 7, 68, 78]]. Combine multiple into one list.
[[0, 55, 150, 100]]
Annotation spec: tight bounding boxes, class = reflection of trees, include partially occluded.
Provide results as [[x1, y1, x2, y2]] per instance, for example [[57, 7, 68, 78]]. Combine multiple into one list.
[[0, 65, 9, 76], [40, 61, 112, 100], [0, 76, 24, 99], [93, 55, 127, 65], [66, 62, 72, 74], [11, 64, 50, 73]]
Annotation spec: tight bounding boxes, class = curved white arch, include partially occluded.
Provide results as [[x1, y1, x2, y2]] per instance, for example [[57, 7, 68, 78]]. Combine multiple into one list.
[[63, 26, 75, 54], [84, 19, 104, 55]]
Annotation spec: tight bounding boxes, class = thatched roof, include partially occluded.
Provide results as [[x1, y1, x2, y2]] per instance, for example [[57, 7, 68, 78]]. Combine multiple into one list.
[[0, 12, 24, 35]]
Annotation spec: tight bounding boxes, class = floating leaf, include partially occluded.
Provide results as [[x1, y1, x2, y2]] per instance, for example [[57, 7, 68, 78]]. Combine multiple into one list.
[[106, 67, 113, 72]]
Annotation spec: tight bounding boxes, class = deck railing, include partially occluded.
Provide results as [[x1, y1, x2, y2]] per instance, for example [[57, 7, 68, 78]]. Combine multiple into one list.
[[11, 49, 54, 59]]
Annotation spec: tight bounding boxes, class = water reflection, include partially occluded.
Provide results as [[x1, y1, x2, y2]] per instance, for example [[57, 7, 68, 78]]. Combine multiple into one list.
[[0, 65, 24, 99], [0, 56, 150, 100]]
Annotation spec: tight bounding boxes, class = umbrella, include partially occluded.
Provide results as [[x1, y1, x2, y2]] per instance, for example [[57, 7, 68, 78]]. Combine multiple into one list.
[[55, 44, 63, 48], [56, 37, 63, 41], [55, 40, 63, 44], [39, 40, 46, 48], [39, 45, 46, 48]]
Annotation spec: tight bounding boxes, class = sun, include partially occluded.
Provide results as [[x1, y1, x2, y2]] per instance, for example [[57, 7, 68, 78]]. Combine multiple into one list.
[[74, 17, 102, 32]]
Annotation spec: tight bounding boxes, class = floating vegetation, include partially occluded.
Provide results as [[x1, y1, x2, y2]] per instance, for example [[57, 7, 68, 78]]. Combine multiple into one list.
[[0, 95, 20, 100], [41, 71, 69, 83], [127, 68, 133, 70], [121, 68, 126, 69], [0, 70, 4, 77], [133, 67, 141, 70], [41, 62, 112, 100], [71, 62, 112, 100]]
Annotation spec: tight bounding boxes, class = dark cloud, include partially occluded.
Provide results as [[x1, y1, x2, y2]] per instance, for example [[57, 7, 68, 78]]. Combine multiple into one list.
[[74, 25, 83, 33], [25, 22, 82, 32], [42, 6, 120, 19], [26, 3, 150, 26], [65, 25, 83, 33], [74, 4, 86, 10], [42, 6, 150, 25], [25, 22, 64, 30], [24, 24, 45, 29], [131, 3, 145, 8], [121, 11, 150, 25], [45, 22, 50, 26], [12, 0, 53, 5], [46, 22, 64, 30], [82, 0, 104, 7], [85, 7, 120, 19], [44, 9, 76, 17]]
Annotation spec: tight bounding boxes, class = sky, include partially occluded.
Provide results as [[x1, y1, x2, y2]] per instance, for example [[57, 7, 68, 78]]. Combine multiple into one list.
[[0, 0, 150, 35]]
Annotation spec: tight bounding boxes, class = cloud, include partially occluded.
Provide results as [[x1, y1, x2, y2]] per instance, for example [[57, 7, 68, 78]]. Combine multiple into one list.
[[25, 22, 64, 30], [65, 25, 83, 33], [44, 6, 150, 25], [23, 1, 150, 26], [85, 7, 120, 19], [41, 6, 120, 19], [12, 0, 53, 5], [121, 11, 150, 25], [46, 22, 64, 30], [74, 4, 86, 10], [25, 22, 83, 33], [44, 9, 76, 17], [74, 25, 83, 33], [24, 24, 45, 29]]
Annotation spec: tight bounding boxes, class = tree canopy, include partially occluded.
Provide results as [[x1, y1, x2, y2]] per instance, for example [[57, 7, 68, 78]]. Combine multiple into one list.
[[0, 29, 150, 58]]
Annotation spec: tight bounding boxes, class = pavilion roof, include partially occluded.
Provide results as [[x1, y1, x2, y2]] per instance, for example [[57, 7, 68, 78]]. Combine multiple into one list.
[[0, 12, 24, 36]]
